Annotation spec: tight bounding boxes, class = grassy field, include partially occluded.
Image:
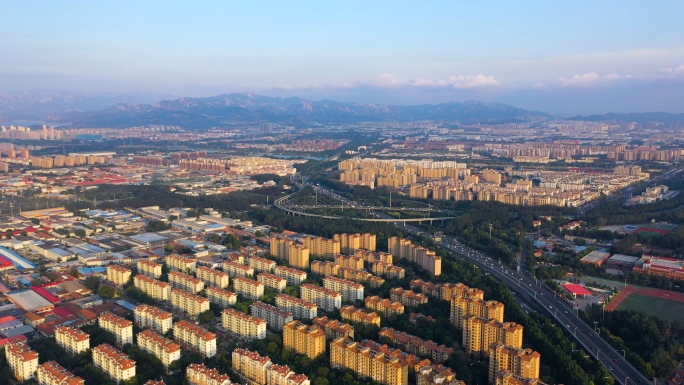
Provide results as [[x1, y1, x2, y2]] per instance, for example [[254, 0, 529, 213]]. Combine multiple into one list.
[[616, 293, 684, 323]]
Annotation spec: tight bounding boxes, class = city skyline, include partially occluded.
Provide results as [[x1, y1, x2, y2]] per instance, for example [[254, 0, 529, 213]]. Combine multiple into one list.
[[2, 1, 684, 114]]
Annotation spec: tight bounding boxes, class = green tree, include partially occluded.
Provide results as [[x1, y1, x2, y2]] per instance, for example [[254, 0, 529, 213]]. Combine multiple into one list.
[[74, 229, 87, 237], [97, 285, 117, 298], [197, 309, 215, 322]]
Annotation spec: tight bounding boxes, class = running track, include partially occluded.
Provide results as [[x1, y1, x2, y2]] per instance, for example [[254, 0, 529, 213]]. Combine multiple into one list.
[[605, 285, 684, 311]]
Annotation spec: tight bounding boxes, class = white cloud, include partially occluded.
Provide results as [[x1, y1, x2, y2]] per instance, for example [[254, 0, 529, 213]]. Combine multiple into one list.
[[558, 72, 599, 87], [660, 64, 684, 74], [411, 74, 499, 89], [368, 73, 403, 88]]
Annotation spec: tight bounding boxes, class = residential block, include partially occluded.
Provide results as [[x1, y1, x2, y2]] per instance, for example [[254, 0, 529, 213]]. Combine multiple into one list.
[[206, 286, 238, 308], [283, 320, 326, 359], [6, 341, 39, 381], [340, 305, 381, 327], [171, 288, 210, 318], [250, 301, 293, 331], [37, 361, 85, 385], [197, 266, 230, 288], [364, 296, 405, 317], [169, 270, 205, 293], [137, 259, 163, 279], [134, 304, 173, 334], [222, 308, 267, 340], [233, 276, 264, 300], [137, 329, 181, 367], [55, 325, 90, 355], [166, 254, 197, 273], [99, 312, 133, 347], [275, 294, 318, 320], [274, 265, 307, 285], [312, 316, 354, 340], [300, 284, 341, 312], [389, 288, 428, 308], [223, 261, 255, 278], [174, 320, 217, 358], [257, 272, 287, 292], [134, 274, 172, 301], [106, 264, 131, 286], [323, 276, 364, 302], [92, 343, 136, 382]]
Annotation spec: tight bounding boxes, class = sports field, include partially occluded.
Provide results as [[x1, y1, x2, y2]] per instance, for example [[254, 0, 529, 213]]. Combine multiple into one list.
[[616, 293, 684, 323]]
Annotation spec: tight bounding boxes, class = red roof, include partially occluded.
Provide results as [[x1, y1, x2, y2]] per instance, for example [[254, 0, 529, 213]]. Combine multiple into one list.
[[0, 255, 13, 269], [562, 283, 592, 296], [31, 286, 61, 304], [52, 307, 72, 319], [0, 334, 27, 347]]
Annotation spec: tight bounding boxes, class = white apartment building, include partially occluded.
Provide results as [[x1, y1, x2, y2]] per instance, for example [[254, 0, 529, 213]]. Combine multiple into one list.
[[171, 289, 210, 318], [134, 274, 172, 301], [267, 364, 311, 385], [6, 341, 39, 381], [223, 261, 255, 278], [169, 270, 205, 293], [197, 266, 230, 288], [99, 312, 133, 347], [54, 325, 90, 355], [300, 284, 342, 312], [232, 348, 272, 385], [250, 301, 293, 331], [187, 363, 236, 385], [275, 294, 318, 320], [106, 264, 131, 286], [166, 254, 197, 273], [206, 286, 238, 308], [248, 256, 277, 273], [323, 276, 364, 302], [37, 361, 84, 385], [137, 329, 181, 367], [257, 272, 287, 292], [233, 276, 264, 300], [222, 308, 267, 340], [137, 260, 163, 279], [92, 343, 136, 382], [174, 320, 217, 358], [134, 304, 173, 334], [274, 265, 307, 285]]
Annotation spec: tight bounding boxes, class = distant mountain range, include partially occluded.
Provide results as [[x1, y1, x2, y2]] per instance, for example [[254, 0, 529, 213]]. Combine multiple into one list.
[[0, 89, 174, 122], [15, 92, 549, 128], [570, 112, 684, 125], [1, 90, 683, 128]]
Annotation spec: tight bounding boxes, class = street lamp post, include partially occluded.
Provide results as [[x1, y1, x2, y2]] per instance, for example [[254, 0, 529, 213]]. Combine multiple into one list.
[[597, 349, 601, 360], [621, 350, 626, 358], [625, 376, 630, 385]]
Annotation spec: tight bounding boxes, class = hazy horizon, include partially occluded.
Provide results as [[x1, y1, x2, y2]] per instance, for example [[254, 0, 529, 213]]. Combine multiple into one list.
[[2, 1, 684, 115]]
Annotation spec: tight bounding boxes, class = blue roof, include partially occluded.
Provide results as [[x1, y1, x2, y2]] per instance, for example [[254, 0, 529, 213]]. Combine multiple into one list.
[[533, 240, 547, 248], [0, 247, 38, 268], [115, 300, 137, 311], [77, 267, 107, 276], [572, 246, 588, 253]]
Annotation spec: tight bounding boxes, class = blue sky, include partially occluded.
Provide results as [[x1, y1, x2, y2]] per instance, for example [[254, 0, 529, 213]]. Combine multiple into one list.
[[2, 1, 684, 114]]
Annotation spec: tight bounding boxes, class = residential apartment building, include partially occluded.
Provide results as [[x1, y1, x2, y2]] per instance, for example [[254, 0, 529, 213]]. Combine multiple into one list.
[[174, 320, 217, 357], [206, 286, 238, 308], [302, 236, 340, 259], [463, 316, 523, 358], [169, 270, 205, 293], [369, 276, 386, 288], [450, 297, 505, 329], [92, 343, 136, 382], [323, 276, 364, 302], [330, 338, 409, 385], [6, 341, 39, 381], [488, 342, 540, 383], [334, 233, 376, 254], [337, 267, 372, 284], [137, 329, 181, 367], [334, 254, 364, 270], [134, 274, 172, 301], [410, 280, 483, 302], [300, 284, 342, 312], [134, 304, 173, 334], [54, 325, 90, 355], [387, 237, 442, 276], [355, 249, 393, 265], [249, 256, 277, 273], [250, 301, 293, 331], [379, 327, 454, 363], [233, 276, 265, 300], [389, 288, 428, 308], [283, 320, 326, 359], [372, 262, 405, 279], [222, 308, 267, 340], [270, 236, 295, 260], [417, 365, 464, 385], [257, 272, 287, 292], [197, 266, 230, 289], [223, 261, 255, 278], [494, 370, 545, 385], [310, 261, 340, 276], [166, 254, 197, 273], [266, 364, 310, 385], [340, 305, 382, 327], [275, 294, 318, 320], [365, 296, 405, 317], [274, 266, 307, 285], [137, 259, 163, 279], [171, 288, 210, 318], [106, 264, 131, 286], [37, 361, 85, 385], [187, 363, 235, 385], [312, 316, 354, 340], [232, 348, 272, 385], [99, 312, 133, 347]]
